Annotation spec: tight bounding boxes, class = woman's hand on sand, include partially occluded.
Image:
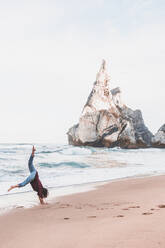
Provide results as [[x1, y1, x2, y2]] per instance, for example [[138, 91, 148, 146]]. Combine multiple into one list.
[[39, 197, 48, 205]]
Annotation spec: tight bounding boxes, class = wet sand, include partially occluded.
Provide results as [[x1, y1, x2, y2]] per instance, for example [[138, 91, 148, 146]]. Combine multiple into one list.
[[1, 175, 165, 248]]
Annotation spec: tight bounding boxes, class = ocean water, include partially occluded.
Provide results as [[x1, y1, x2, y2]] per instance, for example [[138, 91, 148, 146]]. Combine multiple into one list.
[[0, 143, 165, 214]]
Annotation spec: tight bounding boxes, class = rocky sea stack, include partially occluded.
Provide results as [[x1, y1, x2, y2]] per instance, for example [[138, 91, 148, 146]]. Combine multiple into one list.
[[67, 60, 163, 149]]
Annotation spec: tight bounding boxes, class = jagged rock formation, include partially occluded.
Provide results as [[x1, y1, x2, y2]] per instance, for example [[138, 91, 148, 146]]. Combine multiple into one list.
[[152, 124, 165, 148], [67, 60, 154, 149]]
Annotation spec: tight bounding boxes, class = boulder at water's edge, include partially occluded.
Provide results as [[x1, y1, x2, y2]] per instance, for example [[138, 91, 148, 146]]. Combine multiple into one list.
[[152, 124, 165, 148]]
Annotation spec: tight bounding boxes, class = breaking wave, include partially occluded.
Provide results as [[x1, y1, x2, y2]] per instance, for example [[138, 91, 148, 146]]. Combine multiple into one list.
[[39, 161, 89, 168]]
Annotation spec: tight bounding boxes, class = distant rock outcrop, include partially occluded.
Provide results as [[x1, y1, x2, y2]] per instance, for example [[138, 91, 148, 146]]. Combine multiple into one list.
[[67, 60, 154, 149], [152, 124, 165, 148]]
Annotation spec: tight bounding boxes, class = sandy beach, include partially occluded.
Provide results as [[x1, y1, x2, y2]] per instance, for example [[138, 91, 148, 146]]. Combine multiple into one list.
[[1, 175, 165, 248]]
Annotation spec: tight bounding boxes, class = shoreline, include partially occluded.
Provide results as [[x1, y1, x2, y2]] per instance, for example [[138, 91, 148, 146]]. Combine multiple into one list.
[[1, 172, 164, 216], [1, 174, 165, 247], [1, 172, 165, 216]]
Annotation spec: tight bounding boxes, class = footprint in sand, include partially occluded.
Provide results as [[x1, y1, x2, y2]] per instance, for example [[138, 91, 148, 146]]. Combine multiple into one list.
[[129, 206, 140, 209], [142, 212, 153, 215], [60, 204, 72, 208], [150, 208, 160, 211], [158, 204, 165, 208], [113, 215, 124, 218]]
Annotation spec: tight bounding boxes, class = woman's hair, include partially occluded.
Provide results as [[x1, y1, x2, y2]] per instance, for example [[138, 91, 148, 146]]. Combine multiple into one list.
[[42, 187, 48, 198]]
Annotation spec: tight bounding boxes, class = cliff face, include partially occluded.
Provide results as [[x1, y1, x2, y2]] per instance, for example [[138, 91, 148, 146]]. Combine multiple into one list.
[[67, 60, 153, 149], [152, 124, 165, 148]]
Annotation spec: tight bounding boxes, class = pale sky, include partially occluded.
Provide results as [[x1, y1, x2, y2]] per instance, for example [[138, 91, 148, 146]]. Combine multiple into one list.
[[0, 0, 164, 143]]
